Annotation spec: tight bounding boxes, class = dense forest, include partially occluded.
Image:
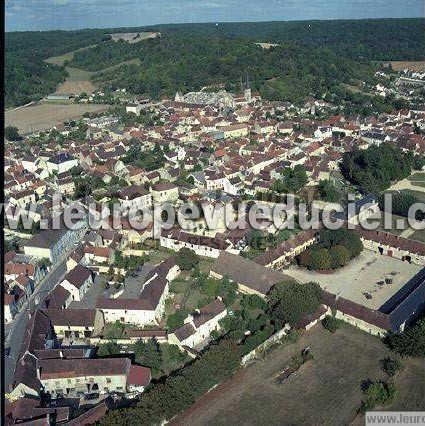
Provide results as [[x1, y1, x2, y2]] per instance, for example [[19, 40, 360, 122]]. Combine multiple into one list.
[[340, 143, 424, 193], [5, 18, 424, 108], [5, 30, 106, 107], [70, 33, 376, 104], [152, 18, 424, 61]]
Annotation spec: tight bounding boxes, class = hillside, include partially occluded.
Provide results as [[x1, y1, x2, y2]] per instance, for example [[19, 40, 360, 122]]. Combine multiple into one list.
[[5, 18, 424, 108], [70, 33, 375, 105]]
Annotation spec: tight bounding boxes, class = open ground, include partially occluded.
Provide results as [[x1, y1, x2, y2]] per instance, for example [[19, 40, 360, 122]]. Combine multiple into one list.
[[171, 325, 424, 426], [387, 172, 425, 193], [255, 42, 280, 49], [54, 67, 96, 95], [108, 32, 159, 43], [389, 61, 425, 72], [284, 250, 422, 310], [5, 103, 110, 134]]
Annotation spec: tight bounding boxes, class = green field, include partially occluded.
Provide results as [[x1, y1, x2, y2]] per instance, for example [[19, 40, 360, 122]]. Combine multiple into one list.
[[408, 172, 425, 181]]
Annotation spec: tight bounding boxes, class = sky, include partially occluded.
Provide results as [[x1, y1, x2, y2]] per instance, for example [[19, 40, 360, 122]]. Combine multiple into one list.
[[5, 0, 424, 32]]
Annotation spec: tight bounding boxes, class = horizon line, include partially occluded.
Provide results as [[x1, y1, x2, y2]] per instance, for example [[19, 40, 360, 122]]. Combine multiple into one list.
[[6, 16, 424, 33]]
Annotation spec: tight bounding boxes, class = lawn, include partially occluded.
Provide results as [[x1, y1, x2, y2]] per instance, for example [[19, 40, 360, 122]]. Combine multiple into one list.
[[408, 172, 425, 182], [411, 181, 425, 189], [171, 325, 424, 426]]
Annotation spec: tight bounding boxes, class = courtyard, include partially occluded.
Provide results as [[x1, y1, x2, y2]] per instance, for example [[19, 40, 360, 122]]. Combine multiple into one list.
[[283, 249, 422, 310], [68, 264, 153, 309]]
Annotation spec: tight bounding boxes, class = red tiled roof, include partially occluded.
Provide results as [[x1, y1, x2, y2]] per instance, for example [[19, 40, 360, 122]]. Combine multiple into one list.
[[127, 365, 151, 387]]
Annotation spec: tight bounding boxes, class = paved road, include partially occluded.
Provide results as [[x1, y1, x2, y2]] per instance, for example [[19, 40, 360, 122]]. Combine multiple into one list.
[[4, 258, 68, 393]]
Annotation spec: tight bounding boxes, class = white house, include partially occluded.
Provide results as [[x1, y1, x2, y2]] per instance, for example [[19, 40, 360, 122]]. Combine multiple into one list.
[[160, 228, 231, 259], [118, 185, 152, 211], [168, 298, 227, 350], [39, 358, 150, 397], [151, 182, 179, 204], [4, 294, 18, 322], [97, 256, 180, 326], [59, 265, 93, 302], [45, 153, 78, 174]]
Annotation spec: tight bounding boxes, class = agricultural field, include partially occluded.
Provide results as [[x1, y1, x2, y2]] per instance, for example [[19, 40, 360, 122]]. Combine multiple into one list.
[[45, 45, 99, 66], [5, 103, 110, 134], [389, 61, 425, 72], [172, 325, 422, 426], [54, 67, 96, 95], [108, 31, 160, 43], [46, 46, 101, 96]]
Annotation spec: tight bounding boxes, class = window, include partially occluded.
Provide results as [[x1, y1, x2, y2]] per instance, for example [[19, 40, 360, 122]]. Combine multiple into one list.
[[67, 379, 72, 384], [106, 378, 111, 384]]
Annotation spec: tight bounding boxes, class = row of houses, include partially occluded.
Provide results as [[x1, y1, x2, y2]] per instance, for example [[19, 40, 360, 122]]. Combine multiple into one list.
[[8, 310, 151, 401]]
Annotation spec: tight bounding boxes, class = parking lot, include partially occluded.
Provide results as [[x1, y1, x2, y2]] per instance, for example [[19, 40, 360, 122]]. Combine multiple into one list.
[[283, 250, 422, 309]]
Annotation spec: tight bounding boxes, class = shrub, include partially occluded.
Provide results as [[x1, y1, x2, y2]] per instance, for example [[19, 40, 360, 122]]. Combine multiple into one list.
[[360, 381, 396, 413], [380, 357, 404, 377], [322, 315, 341, 333]]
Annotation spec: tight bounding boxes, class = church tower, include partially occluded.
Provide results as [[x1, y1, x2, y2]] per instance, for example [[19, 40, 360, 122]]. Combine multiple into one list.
[[244, 74, 252, 103]]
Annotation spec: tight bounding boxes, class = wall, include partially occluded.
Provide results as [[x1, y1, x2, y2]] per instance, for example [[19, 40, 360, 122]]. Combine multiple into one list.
[[241, 325, 291, 366], [102, 308, 157, 326], [42, 373, 127, 396], [333, 310, 386, 337], [361, 238, 425, 266]]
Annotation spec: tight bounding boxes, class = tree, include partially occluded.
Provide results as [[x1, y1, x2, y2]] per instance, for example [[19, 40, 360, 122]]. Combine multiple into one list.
[[241, 294, 267, 313], [360, 381, 396, 413], [246, 230, 267, 251], [134, 338, 162, 372], [104, 320, 125, 339], [5, 126, 21, 141], [268, 281, 322, 327], [166, 309, 188, 331], [97, 340, 121, 357], [38, 258, 51, 270], [384, 318, 425, 357], [329, 245, 350, 269], [218, 277, 238, 306], [341, 144, 415, 193], [318, 180, 340, 202], [176, 248, 199, 271], [300, 229, 362, 270], [309, 248, 331, 270], [322, 315, 341, 333]]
